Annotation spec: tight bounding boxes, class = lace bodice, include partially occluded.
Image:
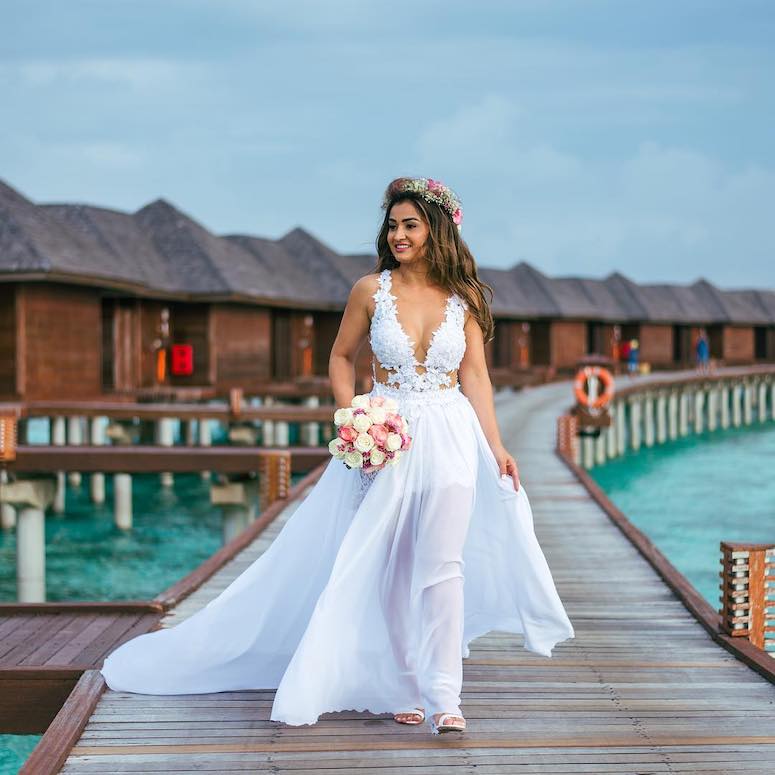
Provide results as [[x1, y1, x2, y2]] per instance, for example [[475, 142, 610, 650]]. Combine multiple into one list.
[[369, 268, 468, 392]]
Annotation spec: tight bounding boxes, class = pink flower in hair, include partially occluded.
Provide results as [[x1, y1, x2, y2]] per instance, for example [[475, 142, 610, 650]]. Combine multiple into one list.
[[452, 208, 463, 225]]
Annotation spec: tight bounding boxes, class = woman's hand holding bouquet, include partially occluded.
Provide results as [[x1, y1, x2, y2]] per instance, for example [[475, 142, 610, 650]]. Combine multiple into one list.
[[328, 394, 412, 472]]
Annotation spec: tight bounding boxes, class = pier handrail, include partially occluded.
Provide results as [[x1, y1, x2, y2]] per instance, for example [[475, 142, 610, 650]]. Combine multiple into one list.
[[555, 366, 775, 683]]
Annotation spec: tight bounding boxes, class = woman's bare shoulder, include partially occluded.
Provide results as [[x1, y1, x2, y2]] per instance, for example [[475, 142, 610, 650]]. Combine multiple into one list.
[[349, 272, 382, 300]]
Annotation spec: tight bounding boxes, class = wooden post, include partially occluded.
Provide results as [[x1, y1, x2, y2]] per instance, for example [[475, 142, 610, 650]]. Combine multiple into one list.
[[261, 396, 275, 447], [199, 417, 212, 480], [51, 416, 66, 514], [0, 470, 16, 530], [89, 417, 106, 505], [258, 452, 291, 512], [679, 389, 690, 436], [0, 478, 56, 602], [743, 381, 753, 425], [643, 393, 655, 447], [719, 541, 775, 652], [667, 391, 678, 440], [303, 395, 321, 446], [615, 402, 626, 456], [629, 398, 642, 450], [757, 380, 768, 423], [655, 392, 667, 444], [556, 414, 579, 463], [114, 473, 133, 530], [707, 386, 718, 432], [66, 416, 83, 487], [693, 388, 705, 434], [720, 383, 731, 429], [732, 383, 743, 427], [156, 417, 175, 487]]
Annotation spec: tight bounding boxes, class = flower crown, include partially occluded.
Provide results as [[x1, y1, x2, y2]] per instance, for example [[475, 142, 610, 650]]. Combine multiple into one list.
[[382, 177, 463, 231]]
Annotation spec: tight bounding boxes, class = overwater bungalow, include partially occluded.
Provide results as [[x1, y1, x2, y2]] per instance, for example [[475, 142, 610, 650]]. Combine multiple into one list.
[[1, 178, 774, 402]]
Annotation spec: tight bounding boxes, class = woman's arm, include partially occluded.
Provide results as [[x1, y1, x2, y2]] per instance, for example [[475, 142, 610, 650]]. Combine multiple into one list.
[[458, 315, 521, 489], [328, 275, 374, 408]]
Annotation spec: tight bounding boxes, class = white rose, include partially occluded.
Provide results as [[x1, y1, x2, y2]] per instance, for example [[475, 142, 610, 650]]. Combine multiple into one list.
[[328, 438, 346, 458], [344, 450, 364, 468], [333, 407, 354, 426], [369, 448, 386, 466], [354, 432, 375, 453], [351, 394, 370, 409], [353, 413, 372, 433], [388, 450, 402, 466], [383, 398, 399, 412], [386, 432, 402, 451], [368, 406, 387, 424]]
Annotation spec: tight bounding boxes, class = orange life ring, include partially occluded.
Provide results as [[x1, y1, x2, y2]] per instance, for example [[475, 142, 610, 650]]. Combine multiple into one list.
[[574, 366, 614, 409]]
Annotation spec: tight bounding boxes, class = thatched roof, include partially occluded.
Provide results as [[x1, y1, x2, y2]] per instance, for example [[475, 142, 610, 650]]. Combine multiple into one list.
[[1, 178, 773, 324]]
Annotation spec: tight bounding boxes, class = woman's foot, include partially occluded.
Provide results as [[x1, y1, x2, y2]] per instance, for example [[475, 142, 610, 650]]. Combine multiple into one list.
[[393, 707, 425, 725], [430, 712, 466, 734]]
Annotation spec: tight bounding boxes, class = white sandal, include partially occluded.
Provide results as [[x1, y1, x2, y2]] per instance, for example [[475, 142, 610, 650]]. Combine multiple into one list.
[[393, 707, 425, 725], [430, 712, 466, 735]]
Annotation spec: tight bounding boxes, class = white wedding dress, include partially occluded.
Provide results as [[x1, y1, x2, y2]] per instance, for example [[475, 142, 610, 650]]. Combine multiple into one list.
[[101, 268, 575, 726]]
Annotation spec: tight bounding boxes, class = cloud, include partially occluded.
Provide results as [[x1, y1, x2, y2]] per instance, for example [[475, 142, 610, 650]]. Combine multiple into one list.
[[413, 95, 775, 286]]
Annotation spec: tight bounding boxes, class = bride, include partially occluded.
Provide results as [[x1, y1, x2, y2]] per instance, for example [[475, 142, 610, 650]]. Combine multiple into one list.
[[101, 176, 575, 736]]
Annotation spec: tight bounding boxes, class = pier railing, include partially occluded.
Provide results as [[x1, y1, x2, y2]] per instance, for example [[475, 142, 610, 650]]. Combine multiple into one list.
[[720, 542, 775, 654], [555, 366, 775, 681], [564, 366, 775, 470]]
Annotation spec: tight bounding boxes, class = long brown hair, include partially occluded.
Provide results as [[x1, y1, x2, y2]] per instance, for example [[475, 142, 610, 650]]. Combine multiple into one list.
[[373, 193, 495, 343]]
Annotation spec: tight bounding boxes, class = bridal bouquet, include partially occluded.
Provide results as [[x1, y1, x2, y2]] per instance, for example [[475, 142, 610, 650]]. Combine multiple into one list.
[[328, 394, 412, 472]]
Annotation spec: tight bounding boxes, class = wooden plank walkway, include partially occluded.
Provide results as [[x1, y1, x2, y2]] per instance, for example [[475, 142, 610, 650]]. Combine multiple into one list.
[[60, 379, 775, 773]]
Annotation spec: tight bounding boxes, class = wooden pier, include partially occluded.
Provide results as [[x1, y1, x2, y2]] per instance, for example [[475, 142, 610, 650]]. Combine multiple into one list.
[[33, 373, 775, 773]]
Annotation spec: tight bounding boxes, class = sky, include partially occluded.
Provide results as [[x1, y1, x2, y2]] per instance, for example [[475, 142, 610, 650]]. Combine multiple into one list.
[[2, 0, 774, 288]]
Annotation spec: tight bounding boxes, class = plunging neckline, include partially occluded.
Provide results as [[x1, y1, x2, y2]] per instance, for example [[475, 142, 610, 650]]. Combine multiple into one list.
[[387, 269, 454, 366]]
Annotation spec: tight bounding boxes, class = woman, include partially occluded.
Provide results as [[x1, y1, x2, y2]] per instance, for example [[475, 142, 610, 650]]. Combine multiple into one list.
[[101, 176, 575, 736]]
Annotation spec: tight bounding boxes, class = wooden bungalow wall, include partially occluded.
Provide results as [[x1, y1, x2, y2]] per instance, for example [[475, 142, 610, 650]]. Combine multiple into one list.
[[0, 284, 15, 397], [16, 284, 103, 400]]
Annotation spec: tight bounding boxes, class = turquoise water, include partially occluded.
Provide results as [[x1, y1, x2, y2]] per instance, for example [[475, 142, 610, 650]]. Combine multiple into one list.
[[591, 422, 775, 609], [0, 471, 303, 602], [0, 735, 40, 775]]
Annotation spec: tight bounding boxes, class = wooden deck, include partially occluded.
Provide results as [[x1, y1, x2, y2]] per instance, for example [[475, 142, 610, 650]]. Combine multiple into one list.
[[0, 603, 162, 734], [58, 379, 775, 773]]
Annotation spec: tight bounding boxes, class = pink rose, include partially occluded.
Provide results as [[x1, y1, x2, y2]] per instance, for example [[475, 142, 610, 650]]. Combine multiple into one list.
[[452, 208, 462, 225], [385, 412, 402, 431], [368, 423, 389, 445], [427, 178, 441, 191], [400, 433, 411, 450], [338, 426, 357, 443]]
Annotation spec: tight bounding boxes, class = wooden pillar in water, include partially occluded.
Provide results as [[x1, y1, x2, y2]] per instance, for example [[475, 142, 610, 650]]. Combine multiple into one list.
[[199, 418, 212, 480], [629, 397, 642, 450], [156, 417, 175, 487], [615, 401, 627, 456], [731, 383, 743, 427], [114, 473, 133, 530], [655, 392, 667, 444], [678, 389, 690, 436], [757, 380, 768, 423], [693, 388, 705, 434], [89, 417, 106, 505], [51, 416, 66, 514], [643, 393, 655, 447], [605, 405, 618, 459], [707, 387, 718, 432], [667, 391, 678, 440], [743, 381, 753, 425], [66, 416, 83, 487], [0, 470, 15, 530], [261, 396, 275, 447], [720, 383, 731, 429], [303, 395, 321, 446], [0, 479, 56, 602]]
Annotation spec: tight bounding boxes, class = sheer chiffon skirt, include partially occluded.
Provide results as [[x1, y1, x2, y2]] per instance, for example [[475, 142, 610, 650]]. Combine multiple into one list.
[[100, 382, 575, 726]]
